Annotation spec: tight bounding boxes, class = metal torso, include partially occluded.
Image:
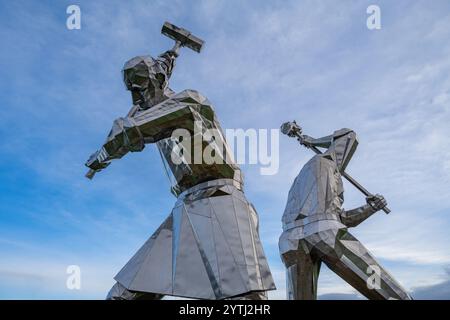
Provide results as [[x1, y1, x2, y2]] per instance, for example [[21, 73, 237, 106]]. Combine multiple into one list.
[[282, 153, 346, 232], [139, 89, 242, 196]]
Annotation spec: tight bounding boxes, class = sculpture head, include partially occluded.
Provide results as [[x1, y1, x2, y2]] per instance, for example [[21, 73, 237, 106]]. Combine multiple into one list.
[[328, 128, 358, 172], [122, 54, 175, 109]]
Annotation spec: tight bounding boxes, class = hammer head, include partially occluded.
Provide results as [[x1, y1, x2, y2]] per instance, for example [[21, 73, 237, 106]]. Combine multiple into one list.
[[281, 121, 302, 138], [161, 21, 204, 53]]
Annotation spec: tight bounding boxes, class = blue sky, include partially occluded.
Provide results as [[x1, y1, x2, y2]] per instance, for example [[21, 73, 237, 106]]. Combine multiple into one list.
[[0, 0, 450, 299]]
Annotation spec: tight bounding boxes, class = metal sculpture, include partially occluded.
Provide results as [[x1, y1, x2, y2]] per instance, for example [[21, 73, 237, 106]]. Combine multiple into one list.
[[279, 121, 412, 300], [85, 22, 275, 300]]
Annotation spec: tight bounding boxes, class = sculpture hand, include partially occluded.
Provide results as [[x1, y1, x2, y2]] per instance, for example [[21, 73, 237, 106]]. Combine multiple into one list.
[[366, 194, 387, 212], [85, 148, 110, 171]]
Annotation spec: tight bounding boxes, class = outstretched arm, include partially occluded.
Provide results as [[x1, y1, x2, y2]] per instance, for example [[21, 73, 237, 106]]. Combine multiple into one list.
[[300, 134, 334, 149], [340, 194, 387, 227], [85, 103, 143, 175], [85, 91, 213, 175]]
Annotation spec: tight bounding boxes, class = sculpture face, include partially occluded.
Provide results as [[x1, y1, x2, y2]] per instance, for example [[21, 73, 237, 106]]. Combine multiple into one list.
[[122, 56, 169, 108], [329, 129, 358, 172]]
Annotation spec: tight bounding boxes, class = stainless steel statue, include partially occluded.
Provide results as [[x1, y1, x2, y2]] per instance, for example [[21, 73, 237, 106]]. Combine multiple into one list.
[[85, 22, 275, 300], [279, 121, 412, 300]]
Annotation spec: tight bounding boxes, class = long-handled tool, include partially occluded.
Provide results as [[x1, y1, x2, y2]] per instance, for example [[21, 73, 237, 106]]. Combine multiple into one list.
[[281, 121, 391, 214], [161, 21, 204, 54]]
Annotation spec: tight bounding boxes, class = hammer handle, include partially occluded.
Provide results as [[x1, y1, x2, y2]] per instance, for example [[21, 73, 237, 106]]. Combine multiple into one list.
[[171, 40, 182, 55], [85, 169, 96, 180]]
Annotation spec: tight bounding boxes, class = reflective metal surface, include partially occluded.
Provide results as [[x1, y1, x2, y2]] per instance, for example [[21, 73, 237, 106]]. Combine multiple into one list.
[[85, 22, 275, 300], [113, 179, 274, 300], [279, 128, 412, 300]]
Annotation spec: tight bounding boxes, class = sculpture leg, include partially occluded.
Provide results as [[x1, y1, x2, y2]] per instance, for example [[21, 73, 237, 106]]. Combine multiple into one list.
[[283, 251, 321, 300], [106, 282, 164, 300], [322, 230, 412, 300]]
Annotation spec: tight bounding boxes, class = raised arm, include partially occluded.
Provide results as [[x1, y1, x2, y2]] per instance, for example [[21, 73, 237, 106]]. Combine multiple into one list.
[[300, 134, 334, 149]]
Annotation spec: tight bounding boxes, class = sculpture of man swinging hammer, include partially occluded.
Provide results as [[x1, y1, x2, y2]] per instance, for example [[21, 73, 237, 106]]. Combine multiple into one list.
[[85, 22, 275, 300], [279, 121, 412, 300]]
